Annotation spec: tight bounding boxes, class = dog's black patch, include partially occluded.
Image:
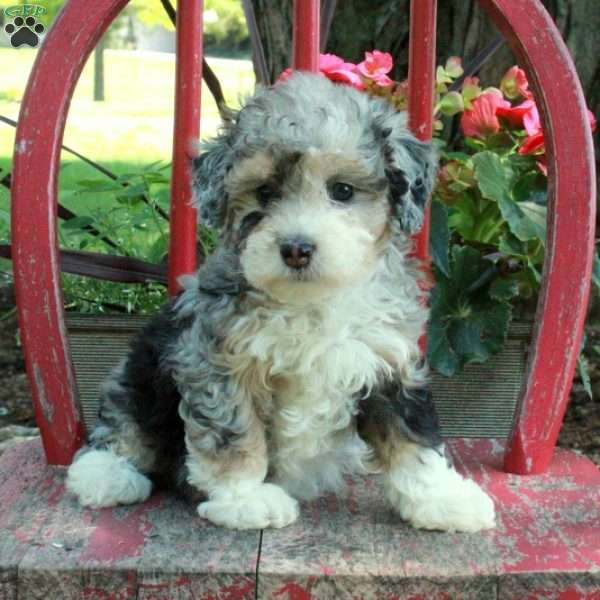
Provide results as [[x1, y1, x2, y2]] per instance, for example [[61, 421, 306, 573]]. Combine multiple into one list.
[[238, 211, 265, 242], [357, 379, 442, 449], [94, 301, 188, 483], [385, 167, 410, 207]]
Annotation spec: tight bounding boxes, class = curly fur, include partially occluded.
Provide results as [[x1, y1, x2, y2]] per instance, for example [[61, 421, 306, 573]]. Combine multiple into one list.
[[67, 73, 495, 533]]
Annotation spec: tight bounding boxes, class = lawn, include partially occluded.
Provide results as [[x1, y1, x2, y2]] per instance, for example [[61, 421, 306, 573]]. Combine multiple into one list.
[[0, 47, 254, 215], [0, 47, 255, 312]]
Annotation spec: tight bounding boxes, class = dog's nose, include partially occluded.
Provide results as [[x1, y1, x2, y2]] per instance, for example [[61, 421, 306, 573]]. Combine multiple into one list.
[[280, 239, 316, 270]]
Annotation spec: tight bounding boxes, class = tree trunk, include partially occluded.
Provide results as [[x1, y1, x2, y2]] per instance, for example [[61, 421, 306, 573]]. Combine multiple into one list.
[[250, 0, 599, 187], [249, 0, 292, 84], [93, 38, 105, 102], [250, 0, 599, 111]]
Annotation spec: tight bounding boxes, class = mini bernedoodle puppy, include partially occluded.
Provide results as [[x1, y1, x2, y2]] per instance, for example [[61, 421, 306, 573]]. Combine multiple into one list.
[[67, 72, 495, 533]]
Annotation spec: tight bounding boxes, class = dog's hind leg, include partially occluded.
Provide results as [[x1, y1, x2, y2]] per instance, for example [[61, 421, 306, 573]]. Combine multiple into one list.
[[358, 380, 495, 533], [66, 364, 155, 509]]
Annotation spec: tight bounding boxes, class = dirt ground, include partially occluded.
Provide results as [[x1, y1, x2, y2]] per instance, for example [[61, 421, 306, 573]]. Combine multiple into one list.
[[0, 284, 599, 466]]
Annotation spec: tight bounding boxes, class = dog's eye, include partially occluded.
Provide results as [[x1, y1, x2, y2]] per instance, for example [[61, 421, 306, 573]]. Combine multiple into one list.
[[329, 182, 355, 203], [256, 184, 279, 205]]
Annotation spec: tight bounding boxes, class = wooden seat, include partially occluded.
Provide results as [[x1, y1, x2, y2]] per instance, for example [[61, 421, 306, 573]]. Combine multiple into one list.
[[8, 0, 596, 477], [1, 437, 599, 598]]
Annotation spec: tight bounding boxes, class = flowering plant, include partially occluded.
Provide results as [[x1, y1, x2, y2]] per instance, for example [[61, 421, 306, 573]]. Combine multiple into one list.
[[290, 51, 597, 376]]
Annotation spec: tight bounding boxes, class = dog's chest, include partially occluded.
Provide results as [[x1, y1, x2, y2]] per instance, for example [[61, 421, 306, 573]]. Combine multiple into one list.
[[250, 302, 390, 392]]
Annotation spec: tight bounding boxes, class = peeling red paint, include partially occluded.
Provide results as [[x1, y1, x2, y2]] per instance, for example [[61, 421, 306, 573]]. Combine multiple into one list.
[[168, 0, 201, 294], [477, 0, 596, 475], [210, 577, 255, 600], [80, 495, 162, 563], [274, 581, 315, 600]]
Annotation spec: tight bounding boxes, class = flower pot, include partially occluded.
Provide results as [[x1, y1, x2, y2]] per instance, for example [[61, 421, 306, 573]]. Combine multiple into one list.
[[66, 314, 532, 439]]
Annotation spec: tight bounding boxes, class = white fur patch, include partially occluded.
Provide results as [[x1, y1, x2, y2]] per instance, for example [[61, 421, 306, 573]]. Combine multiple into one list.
[[198, 481, 299, 529], [66, 448, 152, 508], [385, 446, 496, 533], [223, 239, 428, 501]]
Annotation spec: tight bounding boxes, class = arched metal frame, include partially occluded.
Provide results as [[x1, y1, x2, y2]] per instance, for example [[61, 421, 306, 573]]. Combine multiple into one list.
[[11, 0, 595, 473]]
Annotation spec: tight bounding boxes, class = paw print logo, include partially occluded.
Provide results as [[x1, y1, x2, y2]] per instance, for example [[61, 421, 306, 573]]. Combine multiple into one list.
[[4, 15, 45, 48]]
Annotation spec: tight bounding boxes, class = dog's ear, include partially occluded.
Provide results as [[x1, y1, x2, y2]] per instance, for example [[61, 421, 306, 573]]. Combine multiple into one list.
[[191, 134, 234, 229], [377, 114, 438, 234]]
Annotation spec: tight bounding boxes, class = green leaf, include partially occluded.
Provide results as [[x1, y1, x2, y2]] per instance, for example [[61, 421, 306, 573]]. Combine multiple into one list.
[[117, 183, 147, 198], [499, 233, 527, 258], [513, 171, 547, 205], [429, 199, 450, 277], [442, 151, 472, 162], [473, 151, 511, 205], [489, 278, 519, 301], [427, 245, 514, 377], [427, 293, 460, 377], [447, 194, 478, 239], [143, 171, 170, 185], [473, 151, 545, 243], [76, 179, 122, 192], [593, 253, 600, 289], [148, 235, 168, 263], [62, 215, 94, 230], [577, 354, 592, 399], [519, 202, 546, 242]]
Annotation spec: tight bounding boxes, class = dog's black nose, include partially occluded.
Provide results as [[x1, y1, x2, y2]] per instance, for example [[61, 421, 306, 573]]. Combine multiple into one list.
[[280, 239, 316, 270]]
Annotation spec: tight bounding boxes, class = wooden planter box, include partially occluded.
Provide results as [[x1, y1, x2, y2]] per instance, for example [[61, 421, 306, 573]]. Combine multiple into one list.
[[65, 314, 532, 439]]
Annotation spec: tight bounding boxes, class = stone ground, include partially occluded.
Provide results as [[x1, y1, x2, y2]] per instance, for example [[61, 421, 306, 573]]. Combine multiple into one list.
[[0, 280, 599, 466]]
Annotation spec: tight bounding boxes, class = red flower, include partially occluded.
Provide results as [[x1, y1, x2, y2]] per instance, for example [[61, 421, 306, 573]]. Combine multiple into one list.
[[319, 53, 364, 89], [519, 131, 545, 155], [357, 50, 394, 87], [276, 55, 364, 89], [496, 99, 536, 129], [460, 91, 510, 139]]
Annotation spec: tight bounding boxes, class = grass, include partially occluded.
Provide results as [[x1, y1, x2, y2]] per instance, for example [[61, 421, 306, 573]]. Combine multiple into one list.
[[0, 47, 255, 312], [0, 47, 254, 207]]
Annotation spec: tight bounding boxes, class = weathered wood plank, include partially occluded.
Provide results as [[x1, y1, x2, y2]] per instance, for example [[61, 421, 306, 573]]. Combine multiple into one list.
[[498, 572, 600, 600], [258, 439, 600, 598], [0, 441, 259, 599], [2, 439, 599, 598]]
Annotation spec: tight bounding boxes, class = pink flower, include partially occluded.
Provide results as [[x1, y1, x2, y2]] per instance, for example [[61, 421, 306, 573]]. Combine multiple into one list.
[[357, 50, 394, 87], [318, 53, 364, 89], [460, 91, 510, 138], [588, 110, 597, 133], [523, 103, 541, 136], [519, 108, 596, 157], [519, 131, 545, 155], [277, 68, 294, 83], [500, 66, 529, 99], [496, 99, 537, 129]]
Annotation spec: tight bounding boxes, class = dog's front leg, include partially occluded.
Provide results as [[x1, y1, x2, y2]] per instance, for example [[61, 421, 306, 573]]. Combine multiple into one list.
[[358, 380, 495, 532], [178, 386, 299, 530]]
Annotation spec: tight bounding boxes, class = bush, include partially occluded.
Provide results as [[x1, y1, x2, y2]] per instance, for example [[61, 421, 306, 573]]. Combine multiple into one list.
[[204, 0, 249, 56]]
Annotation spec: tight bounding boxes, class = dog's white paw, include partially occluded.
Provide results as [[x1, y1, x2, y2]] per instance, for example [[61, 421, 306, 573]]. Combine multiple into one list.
[[66, 448, 152, 508], [198, 483, 299, 530], [386, 447, 495, 533]]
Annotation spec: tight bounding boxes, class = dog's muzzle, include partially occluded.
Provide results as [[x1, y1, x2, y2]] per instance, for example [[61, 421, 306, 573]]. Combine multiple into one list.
[[280, 238, 316, 270]]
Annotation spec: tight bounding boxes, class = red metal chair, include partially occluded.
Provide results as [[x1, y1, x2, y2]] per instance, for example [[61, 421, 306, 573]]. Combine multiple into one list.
[[10, 0, 596, 476]]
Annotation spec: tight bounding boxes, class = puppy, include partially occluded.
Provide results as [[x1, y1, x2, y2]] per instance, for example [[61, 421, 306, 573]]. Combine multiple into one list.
[[67, 72, 495, 533]]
